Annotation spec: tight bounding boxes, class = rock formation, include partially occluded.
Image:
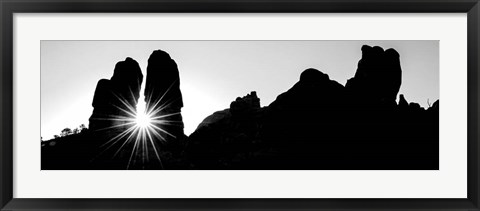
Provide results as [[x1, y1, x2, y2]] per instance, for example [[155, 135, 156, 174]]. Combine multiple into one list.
[[194, 91, 260, 132], [186, 91, 264, 169], [89, 57, 143, 132], [345, 45, 402, 105], [144, 50, 185, 142], [43, 58, 144, 170], [42, 45, 439, 170], [88, 79, 114, 131], [230, 91, 261, 117], [186, 45, 439, 170]]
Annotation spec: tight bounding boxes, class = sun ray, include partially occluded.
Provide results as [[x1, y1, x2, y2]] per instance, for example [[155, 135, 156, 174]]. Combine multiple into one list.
[[148, 126, 168, 143], [148, 97, 181, 117], [113, 127, 141, 157], [150, 124, 176, 139], [128, 87, 138, 106], [145, 128, 164, 169], [145, 80, 178, 114], [93, 121, 137, 132], [150, 111, 182, 120], [100, 125, 137, 148], [127, 131, 143, 170], [112, 104, 137, 118], [113, 93, 139, 116]]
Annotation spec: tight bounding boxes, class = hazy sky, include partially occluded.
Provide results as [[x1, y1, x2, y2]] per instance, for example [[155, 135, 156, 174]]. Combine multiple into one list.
[[41, 41, 438, 140]]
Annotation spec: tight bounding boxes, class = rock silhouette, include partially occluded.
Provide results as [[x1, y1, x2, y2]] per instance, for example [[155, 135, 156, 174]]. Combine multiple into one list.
[[345, 45, 402, 105], [185, 91, 264, 168], [230, 91, 261, 117], [143, 50, 187, 169], [43, 57, 145, 169], [42, 45, 439, 170], [185, 45, 438, 170], [88, 58, 149, 169], [144, 50, 185, 140], [89, 57, 143, 132], [43, 51, 190, 170]]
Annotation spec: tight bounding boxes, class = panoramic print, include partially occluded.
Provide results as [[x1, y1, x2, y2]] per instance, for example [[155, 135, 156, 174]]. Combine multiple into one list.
[[41, 41, 439, 170]]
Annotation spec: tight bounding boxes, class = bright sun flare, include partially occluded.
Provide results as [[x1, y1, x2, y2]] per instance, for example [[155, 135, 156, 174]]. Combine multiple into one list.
[[95, 82, 183, 169], [135, 112, 152, 128]]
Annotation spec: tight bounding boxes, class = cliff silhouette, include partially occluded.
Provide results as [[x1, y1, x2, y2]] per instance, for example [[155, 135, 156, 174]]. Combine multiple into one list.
[[41, 45, 439, 170]]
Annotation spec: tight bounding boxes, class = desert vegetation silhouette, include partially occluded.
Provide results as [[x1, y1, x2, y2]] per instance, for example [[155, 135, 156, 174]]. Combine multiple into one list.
[[42, 45, 439, 170]]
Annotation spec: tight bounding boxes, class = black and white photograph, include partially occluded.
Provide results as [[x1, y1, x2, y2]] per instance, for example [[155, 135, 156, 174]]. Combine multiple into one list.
[[40, 41, 439, 170]]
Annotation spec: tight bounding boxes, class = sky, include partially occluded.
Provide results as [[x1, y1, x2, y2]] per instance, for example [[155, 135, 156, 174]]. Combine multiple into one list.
[[41, 41, 439, 140]]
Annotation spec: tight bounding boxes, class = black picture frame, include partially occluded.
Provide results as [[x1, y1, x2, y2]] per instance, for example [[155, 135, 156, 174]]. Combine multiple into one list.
[[1, 0, 479, 210]]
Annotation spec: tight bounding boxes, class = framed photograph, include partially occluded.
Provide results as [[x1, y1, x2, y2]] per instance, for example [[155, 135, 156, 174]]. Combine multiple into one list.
[[1, 0, 479, 210]]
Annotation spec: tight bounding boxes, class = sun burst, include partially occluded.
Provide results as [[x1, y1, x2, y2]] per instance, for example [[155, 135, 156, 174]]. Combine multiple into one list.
[[135, 111, 152, 128], [92, 82, 182, 170]]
